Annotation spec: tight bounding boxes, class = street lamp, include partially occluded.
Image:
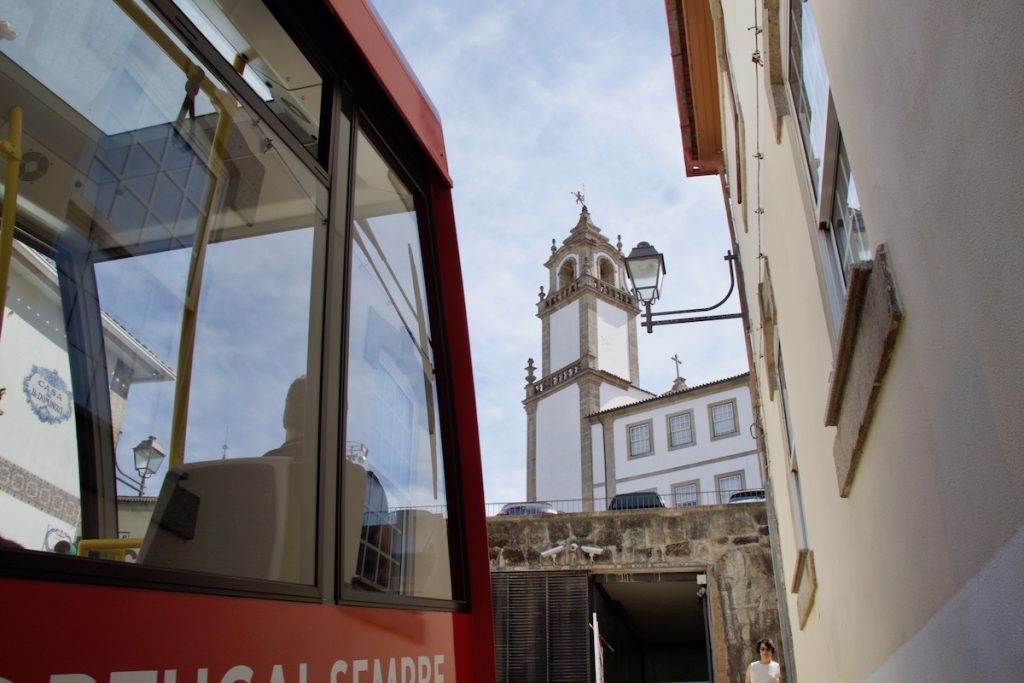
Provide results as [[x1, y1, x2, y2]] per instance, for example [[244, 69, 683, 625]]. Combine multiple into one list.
[[624, 242, 743, 333], [116, 435, 167, 495], [622, 241, 666, 304]]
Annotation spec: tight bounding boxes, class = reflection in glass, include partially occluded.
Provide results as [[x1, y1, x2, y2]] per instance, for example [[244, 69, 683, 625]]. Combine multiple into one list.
[[829, 137, 870, 284], [0, 0, 325, 584], [169, 0, 323, 154], [789, 0, 830, 196], [344, 129, 453, 600]]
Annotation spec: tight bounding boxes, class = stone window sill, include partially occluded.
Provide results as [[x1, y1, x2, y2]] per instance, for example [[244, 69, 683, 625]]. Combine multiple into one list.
[[824, 244, 903, 497], [791, 548, 817, 629]]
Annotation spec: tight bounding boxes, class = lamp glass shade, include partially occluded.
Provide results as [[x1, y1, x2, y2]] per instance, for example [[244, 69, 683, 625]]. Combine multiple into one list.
[[625, 242, 666, 304], [133, 436, 167, 478]]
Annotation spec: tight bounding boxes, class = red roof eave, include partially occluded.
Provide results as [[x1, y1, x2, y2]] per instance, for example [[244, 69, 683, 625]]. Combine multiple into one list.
[[325, 0, 452, 186], [664, 0, 723, 178]]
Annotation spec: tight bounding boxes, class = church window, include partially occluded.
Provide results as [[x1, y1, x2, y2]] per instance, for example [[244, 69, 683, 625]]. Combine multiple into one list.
[[557, 258, 577, 289], [597, 257, 615, 285], [627, 420, 654, 458], [667, 411, 695, 449], [709, 399, 739, 439]]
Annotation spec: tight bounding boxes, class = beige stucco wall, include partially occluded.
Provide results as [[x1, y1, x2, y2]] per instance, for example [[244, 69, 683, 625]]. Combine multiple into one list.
[[708, 0, 1024, 680]]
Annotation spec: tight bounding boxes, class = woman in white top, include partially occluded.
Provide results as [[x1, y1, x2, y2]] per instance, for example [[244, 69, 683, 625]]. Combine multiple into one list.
[[745, 637, 782, 683]]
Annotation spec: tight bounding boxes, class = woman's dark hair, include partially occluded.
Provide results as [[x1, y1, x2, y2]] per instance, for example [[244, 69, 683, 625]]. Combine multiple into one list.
[[756, 638, 776, 655]]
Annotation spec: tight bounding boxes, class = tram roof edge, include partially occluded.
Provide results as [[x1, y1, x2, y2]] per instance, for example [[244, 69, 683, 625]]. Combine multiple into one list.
[[326, 0, 453, 187]]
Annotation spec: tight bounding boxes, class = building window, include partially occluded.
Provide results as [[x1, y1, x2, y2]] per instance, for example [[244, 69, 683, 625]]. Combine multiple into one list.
[[778, 349, 808, 550], [778, 348, 817, 625], [823, 135, 871, 287], [716, 472, 745, 504], [789, 0, 873, 335], [672, 481, 700, 508], [788, 0, 830, 198], [709, 399, 739, 439], [627, 420, 654, 458], [667, 411, 695, 449]]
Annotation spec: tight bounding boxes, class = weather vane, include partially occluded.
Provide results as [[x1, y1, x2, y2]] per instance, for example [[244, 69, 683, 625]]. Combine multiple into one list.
[[572, 186, 587, 208]]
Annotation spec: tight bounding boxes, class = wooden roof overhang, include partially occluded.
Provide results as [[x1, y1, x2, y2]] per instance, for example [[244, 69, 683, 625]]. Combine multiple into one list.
[[664, 0, 723, 177]]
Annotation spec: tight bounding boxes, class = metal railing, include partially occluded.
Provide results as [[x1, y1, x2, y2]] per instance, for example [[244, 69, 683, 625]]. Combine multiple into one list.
[[486, 489, 765, 516], [355, 488, 766, 519]]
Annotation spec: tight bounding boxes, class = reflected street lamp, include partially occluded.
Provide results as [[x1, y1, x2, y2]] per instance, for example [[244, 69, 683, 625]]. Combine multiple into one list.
[[624, 242, 743, 333], [116, 435, 167, 495]]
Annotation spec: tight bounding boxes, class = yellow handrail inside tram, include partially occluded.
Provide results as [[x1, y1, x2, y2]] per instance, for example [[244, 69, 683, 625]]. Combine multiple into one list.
[[0, 105, 22, 342], [77, 537, 144, 561]]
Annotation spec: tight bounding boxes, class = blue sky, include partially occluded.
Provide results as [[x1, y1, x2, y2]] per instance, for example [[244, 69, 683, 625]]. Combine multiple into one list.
[[370, 0, 750, 504]]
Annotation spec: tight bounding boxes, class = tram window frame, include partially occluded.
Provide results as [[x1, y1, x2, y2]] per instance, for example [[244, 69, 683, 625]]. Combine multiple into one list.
[[0, 0, 331, 603], [0, 0, 472, 610], [148, 0, 333, 181], [334, 109, 469, 612]]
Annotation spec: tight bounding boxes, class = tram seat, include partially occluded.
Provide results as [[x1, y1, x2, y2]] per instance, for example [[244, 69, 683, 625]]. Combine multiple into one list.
[[392, 508, 451, 599], [138, 456, 319, 582]]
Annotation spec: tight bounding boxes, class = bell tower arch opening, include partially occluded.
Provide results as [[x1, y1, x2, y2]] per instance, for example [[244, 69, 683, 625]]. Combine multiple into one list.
[[558, 256, 578, 290], [597, 255, 616, 286]]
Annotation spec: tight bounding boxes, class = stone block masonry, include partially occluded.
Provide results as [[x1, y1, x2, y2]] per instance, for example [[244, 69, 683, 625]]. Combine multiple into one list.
[[488, 504, 783, 681]]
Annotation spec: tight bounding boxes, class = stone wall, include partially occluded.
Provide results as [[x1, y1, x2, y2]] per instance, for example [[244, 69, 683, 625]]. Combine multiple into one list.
[[488, 504, 782, 681]]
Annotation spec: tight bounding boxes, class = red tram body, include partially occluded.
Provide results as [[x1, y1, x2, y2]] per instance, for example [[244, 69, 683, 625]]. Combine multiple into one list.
[[0, 1, 494, 681]]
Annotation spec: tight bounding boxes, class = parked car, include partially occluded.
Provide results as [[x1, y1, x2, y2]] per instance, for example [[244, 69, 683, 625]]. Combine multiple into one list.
[[496, 501, 560, 517], [728, 489, 766, 504], [608, 491, 666, 511]]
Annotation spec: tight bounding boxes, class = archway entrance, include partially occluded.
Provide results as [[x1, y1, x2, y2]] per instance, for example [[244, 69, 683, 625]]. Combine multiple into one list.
[[593, 572, 711, 683]]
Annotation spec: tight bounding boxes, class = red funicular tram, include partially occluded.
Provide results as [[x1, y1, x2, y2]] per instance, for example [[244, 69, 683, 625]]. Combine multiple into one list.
[[0, 0, 494, 680]]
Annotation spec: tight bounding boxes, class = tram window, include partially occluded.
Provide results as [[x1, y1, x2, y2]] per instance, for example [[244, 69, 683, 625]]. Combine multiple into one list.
[[343, 128, 453, 601], [168, 0, 325, 157], [0, 0, 327, 586]]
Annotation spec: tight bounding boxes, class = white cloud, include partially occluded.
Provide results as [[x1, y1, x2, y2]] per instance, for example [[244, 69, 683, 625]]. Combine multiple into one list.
[[372, 0, 749, 504]]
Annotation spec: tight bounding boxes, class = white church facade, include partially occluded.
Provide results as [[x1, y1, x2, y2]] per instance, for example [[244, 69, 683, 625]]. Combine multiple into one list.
[[523, 205, 759, 510]]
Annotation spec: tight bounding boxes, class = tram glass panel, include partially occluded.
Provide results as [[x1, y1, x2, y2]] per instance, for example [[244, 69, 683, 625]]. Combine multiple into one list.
[[343, 130, 453, 600], [0, 0, 326, 584]]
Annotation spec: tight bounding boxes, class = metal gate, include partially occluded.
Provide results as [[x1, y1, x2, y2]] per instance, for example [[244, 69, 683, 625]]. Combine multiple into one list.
[[492, 570, 592, 683]]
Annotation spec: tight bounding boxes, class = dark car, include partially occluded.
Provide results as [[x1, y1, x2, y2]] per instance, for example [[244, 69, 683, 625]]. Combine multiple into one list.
[[496, 501, 559, 517], [607, 491, 666, 511], [728, 489, 766, 504]]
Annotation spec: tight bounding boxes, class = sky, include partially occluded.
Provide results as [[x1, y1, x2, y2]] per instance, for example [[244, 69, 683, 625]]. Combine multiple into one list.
[[369, 0, 750, 504]]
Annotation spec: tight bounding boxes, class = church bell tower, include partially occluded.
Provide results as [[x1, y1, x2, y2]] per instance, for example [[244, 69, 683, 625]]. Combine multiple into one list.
[[523, 201, 643, 509]]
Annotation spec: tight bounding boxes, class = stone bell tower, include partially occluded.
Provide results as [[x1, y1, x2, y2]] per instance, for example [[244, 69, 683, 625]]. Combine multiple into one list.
[[523, 202, 646, 509]]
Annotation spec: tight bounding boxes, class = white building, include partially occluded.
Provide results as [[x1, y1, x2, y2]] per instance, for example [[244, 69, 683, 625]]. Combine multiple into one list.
[[523, 205, 758, 510], [589, 372, 757, 508], [0, 241, 173, 550]]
